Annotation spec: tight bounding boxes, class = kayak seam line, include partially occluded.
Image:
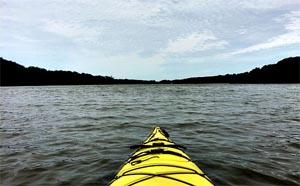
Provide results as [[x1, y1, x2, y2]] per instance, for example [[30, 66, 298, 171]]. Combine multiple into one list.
[[118, 164, 214, 185], [111, 164, 213, 185], [126, 173, 196, 186], [119, 163, 200, 176]]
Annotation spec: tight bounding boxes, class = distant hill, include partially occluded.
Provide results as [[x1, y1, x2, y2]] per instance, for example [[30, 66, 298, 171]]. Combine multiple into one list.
[[160, 57, 300, 84], [0, 58, 155, 86], [0, 57, 299, 86]]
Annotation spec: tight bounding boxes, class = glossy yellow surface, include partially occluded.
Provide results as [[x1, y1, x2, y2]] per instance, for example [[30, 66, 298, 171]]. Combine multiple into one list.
[[110, 127, 214, 186]]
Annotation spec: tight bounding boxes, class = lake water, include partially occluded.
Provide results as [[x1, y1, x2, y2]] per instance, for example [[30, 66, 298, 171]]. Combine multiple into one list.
[[1, 84, 299, 186]]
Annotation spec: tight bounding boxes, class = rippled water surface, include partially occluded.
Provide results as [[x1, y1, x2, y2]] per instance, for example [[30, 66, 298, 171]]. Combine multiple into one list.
[[1, 84, 300, 186]]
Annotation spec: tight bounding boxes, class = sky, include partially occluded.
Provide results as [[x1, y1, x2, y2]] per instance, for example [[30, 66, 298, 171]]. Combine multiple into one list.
[[1, 0, 300, 80]]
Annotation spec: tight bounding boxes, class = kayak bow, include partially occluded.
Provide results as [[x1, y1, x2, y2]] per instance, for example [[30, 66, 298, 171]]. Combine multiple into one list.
[[110, 126, 214, 186]]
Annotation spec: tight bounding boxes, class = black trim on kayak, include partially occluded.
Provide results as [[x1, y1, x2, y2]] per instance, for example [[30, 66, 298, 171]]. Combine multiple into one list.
[[160, 127, 170, 138], [128, 149, 191, 162], [112, 164, 213, 185], [144, 138, 172, 143], [130, 156, 159, 166], [130, 143, 186, 150]]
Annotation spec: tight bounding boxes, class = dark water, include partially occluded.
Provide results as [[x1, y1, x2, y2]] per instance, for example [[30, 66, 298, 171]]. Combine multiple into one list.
[[1, 84, 299, 186]]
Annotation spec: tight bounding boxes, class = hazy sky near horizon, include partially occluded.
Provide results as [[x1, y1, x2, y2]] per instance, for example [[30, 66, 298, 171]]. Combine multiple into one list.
[[1, 0, 300, 80]]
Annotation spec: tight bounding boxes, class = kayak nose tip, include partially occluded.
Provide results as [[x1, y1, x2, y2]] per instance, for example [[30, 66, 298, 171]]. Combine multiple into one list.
[[154, 126, 162, 130], [154, 126, 170, 138]]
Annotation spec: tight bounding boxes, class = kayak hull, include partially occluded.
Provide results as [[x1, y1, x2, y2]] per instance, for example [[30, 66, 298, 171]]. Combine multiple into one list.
[[110, 127, 213, 186]]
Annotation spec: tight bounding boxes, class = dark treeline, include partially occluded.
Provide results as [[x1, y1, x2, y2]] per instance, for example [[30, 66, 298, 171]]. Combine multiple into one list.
[[0, 58, 155, 86], [160, 57, 300, 84], [0, 56, 299, 86]]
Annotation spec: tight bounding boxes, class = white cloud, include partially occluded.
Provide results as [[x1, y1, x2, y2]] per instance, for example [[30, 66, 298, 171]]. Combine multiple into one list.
[[160, 31, 227, 55], [225, 33, 300, 56], [284, 11, 300, 31], [47, 0, 163, 23], [44, 20, 99, 38], [224, 11, 300, 57], [239, 0, 300, 10], [42, 20, 101, 43]]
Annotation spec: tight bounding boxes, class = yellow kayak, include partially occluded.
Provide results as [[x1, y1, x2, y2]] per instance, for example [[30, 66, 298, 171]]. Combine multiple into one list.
[[109, 127, 214, 186]]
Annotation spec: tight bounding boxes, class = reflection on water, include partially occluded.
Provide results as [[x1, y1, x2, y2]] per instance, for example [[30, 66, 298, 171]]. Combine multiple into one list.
[[1, 84, 299, 185]]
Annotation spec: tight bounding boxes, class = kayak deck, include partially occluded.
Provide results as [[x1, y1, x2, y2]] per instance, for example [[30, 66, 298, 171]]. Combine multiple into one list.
[[110, 127, 214, 186]]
